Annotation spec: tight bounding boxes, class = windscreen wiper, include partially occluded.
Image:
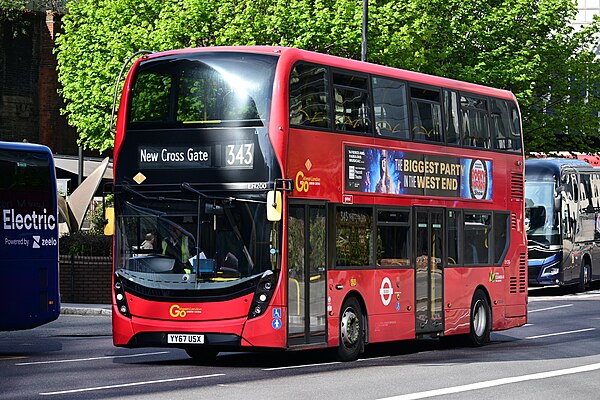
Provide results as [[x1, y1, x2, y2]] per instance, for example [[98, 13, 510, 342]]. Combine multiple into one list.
[[527, 239, 550, 249], [121, 183, 195, 203], [181, 182, 265, 205], [121, 183, 152, 200]]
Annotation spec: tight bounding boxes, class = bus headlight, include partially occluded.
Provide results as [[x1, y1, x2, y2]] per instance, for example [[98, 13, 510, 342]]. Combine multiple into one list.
[[248, 270, 277, 319], [114, 275, 131, 318], [541, 264, 560, 277]]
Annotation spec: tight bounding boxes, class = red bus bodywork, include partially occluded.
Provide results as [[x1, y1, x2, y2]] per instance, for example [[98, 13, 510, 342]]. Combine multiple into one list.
[[111, 47, 527, 359]]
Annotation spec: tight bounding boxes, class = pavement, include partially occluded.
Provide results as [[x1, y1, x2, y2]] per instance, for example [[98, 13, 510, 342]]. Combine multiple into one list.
[[61, 303, 112, 316]]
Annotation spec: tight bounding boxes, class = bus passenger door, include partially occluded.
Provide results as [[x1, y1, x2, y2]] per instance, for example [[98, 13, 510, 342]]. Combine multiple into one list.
[[287, 203, 327, 346], [561, 170, 578, 283], [414, 208, 444, 335]]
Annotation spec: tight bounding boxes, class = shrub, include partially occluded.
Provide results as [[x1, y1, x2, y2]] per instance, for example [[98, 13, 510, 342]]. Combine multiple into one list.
[[59, 231, 112, 257], [89, 194, 113, 234]]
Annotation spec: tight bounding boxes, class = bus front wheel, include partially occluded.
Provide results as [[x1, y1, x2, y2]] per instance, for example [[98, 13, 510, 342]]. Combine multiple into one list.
[[337, 297, 363, 361], [468, 290, 491, 346], [577, 263, 591, 292]]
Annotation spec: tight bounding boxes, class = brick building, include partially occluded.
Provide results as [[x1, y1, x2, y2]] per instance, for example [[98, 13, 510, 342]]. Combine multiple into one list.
[[0, 10, 80, 154], [1, 9, 111, 195], [2, 9, 112, 304]]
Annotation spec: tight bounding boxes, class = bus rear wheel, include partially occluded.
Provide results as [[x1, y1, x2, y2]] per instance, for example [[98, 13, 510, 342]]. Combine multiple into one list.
[[468, 290, 491, 346], [185, 347, 219, 361], [337, 297, 363, 361]]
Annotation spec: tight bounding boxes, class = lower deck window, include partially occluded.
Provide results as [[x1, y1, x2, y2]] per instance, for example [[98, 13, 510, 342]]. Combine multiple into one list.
[[464, 212, 491, 265], [377, 210, 410, 267], [336, 207, 373, 267]]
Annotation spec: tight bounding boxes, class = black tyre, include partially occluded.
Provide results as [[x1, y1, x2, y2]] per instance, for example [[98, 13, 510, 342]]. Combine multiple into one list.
[[337, 297, 363, 361], [185, 347, 219, 361], [468, 290, 491, 347], [577, 263, 591, 293]]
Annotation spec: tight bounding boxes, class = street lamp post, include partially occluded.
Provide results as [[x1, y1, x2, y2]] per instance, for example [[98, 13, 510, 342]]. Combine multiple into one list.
[[362, 0, 368, 62], [78, 145, 83, 186]]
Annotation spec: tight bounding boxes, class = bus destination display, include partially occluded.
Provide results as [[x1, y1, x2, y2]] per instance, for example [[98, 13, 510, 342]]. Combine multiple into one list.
[[138, 143, 254, 170]]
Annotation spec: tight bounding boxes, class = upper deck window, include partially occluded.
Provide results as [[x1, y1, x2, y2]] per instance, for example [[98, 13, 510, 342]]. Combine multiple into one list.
[[372, 77, 409, 139], [333, 72, 371, 134], [461, 95, 490, 148], [490, 98, 522, 152], [287, 61, 522, 154], [128, 53, 277, 129], [289, 64, 330, 128], [411, 87, 443, 142], [444, 90, 460, 145]]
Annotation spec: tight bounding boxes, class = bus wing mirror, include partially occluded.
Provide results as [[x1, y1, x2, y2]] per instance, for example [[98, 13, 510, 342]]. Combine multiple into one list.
[[554, 192, 562, 210], [266, 191, 282, 222], [104, 207, 115, 236], [554, 185, 565, 209]]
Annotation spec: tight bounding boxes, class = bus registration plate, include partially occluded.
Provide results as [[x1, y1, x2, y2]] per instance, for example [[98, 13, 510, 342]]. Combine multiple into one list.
[[167, 334, 204, 344]]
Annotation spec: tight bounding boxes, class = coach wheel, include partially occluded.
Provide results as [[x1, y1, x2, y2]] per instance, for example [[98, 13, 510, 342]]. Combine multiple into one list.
[[185, 347, 219, 361], [577, 263, 591, 293], [337, 297, 363, 361], [468, 290, 491, 347]]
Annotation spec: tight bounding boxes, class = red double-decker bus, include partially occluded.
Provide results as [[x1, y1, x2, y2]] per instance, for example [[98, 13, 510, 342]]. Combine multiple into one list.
[[108, 46, 527, 361]]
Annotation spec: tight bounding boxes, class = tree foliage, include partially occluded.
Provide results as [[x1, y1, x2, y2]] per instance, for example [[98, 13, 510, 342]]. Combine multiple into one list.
[[0, 0, 26, 20], [1, 0, 66, 19], [55, 0, 600, 152]]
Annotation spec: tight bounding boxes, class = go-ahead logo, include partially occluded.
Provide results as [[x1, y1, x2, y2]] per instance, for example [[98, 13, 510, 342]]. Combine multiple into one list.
[[295, 159, 321, 193], [169, 304, 202, 318]]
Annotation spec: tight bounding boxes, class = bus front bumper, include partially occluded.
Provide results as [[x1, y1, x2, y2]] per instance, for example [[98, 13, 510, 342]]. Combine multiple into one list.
[[528, 263, 562, 286]]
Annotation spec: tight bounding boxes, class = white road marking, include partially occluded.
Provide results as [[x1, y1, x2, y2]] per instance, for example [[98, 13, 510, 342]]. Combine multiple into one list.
[[525, 328, 595, 340], [377, 362, 600, 400], [262, 361, 341, 371], [16, 351, 169, 365], [357, 356, 391, 362], [39, 374, 225, 396], [529, 293, 600, 301], [528, 304, 573, 313]]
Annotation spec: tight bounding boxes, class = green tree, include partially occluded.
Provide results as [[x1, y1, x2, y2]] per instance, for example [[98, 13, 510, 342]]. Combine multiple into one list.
[[366, 0, 600, 152], [1, 0, 66, 19], [56, 0, 600, 153], [0, 0, 26, 20]]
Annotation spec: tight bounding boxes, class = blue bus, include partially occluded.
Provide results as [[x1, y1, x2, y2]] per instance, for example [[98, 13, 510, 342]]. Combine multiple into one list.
[[526, 157, 600, 291], [0, 141, 60, 330]]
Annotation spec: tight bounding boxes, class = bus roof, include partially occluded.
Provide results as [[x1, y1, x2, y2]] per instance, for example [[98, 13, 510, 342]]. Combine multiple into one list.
[[528, 151, 600, 166], [526, 158, 593, 179], [0, 140, 52, 154], [138, 46, 517, 101]]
